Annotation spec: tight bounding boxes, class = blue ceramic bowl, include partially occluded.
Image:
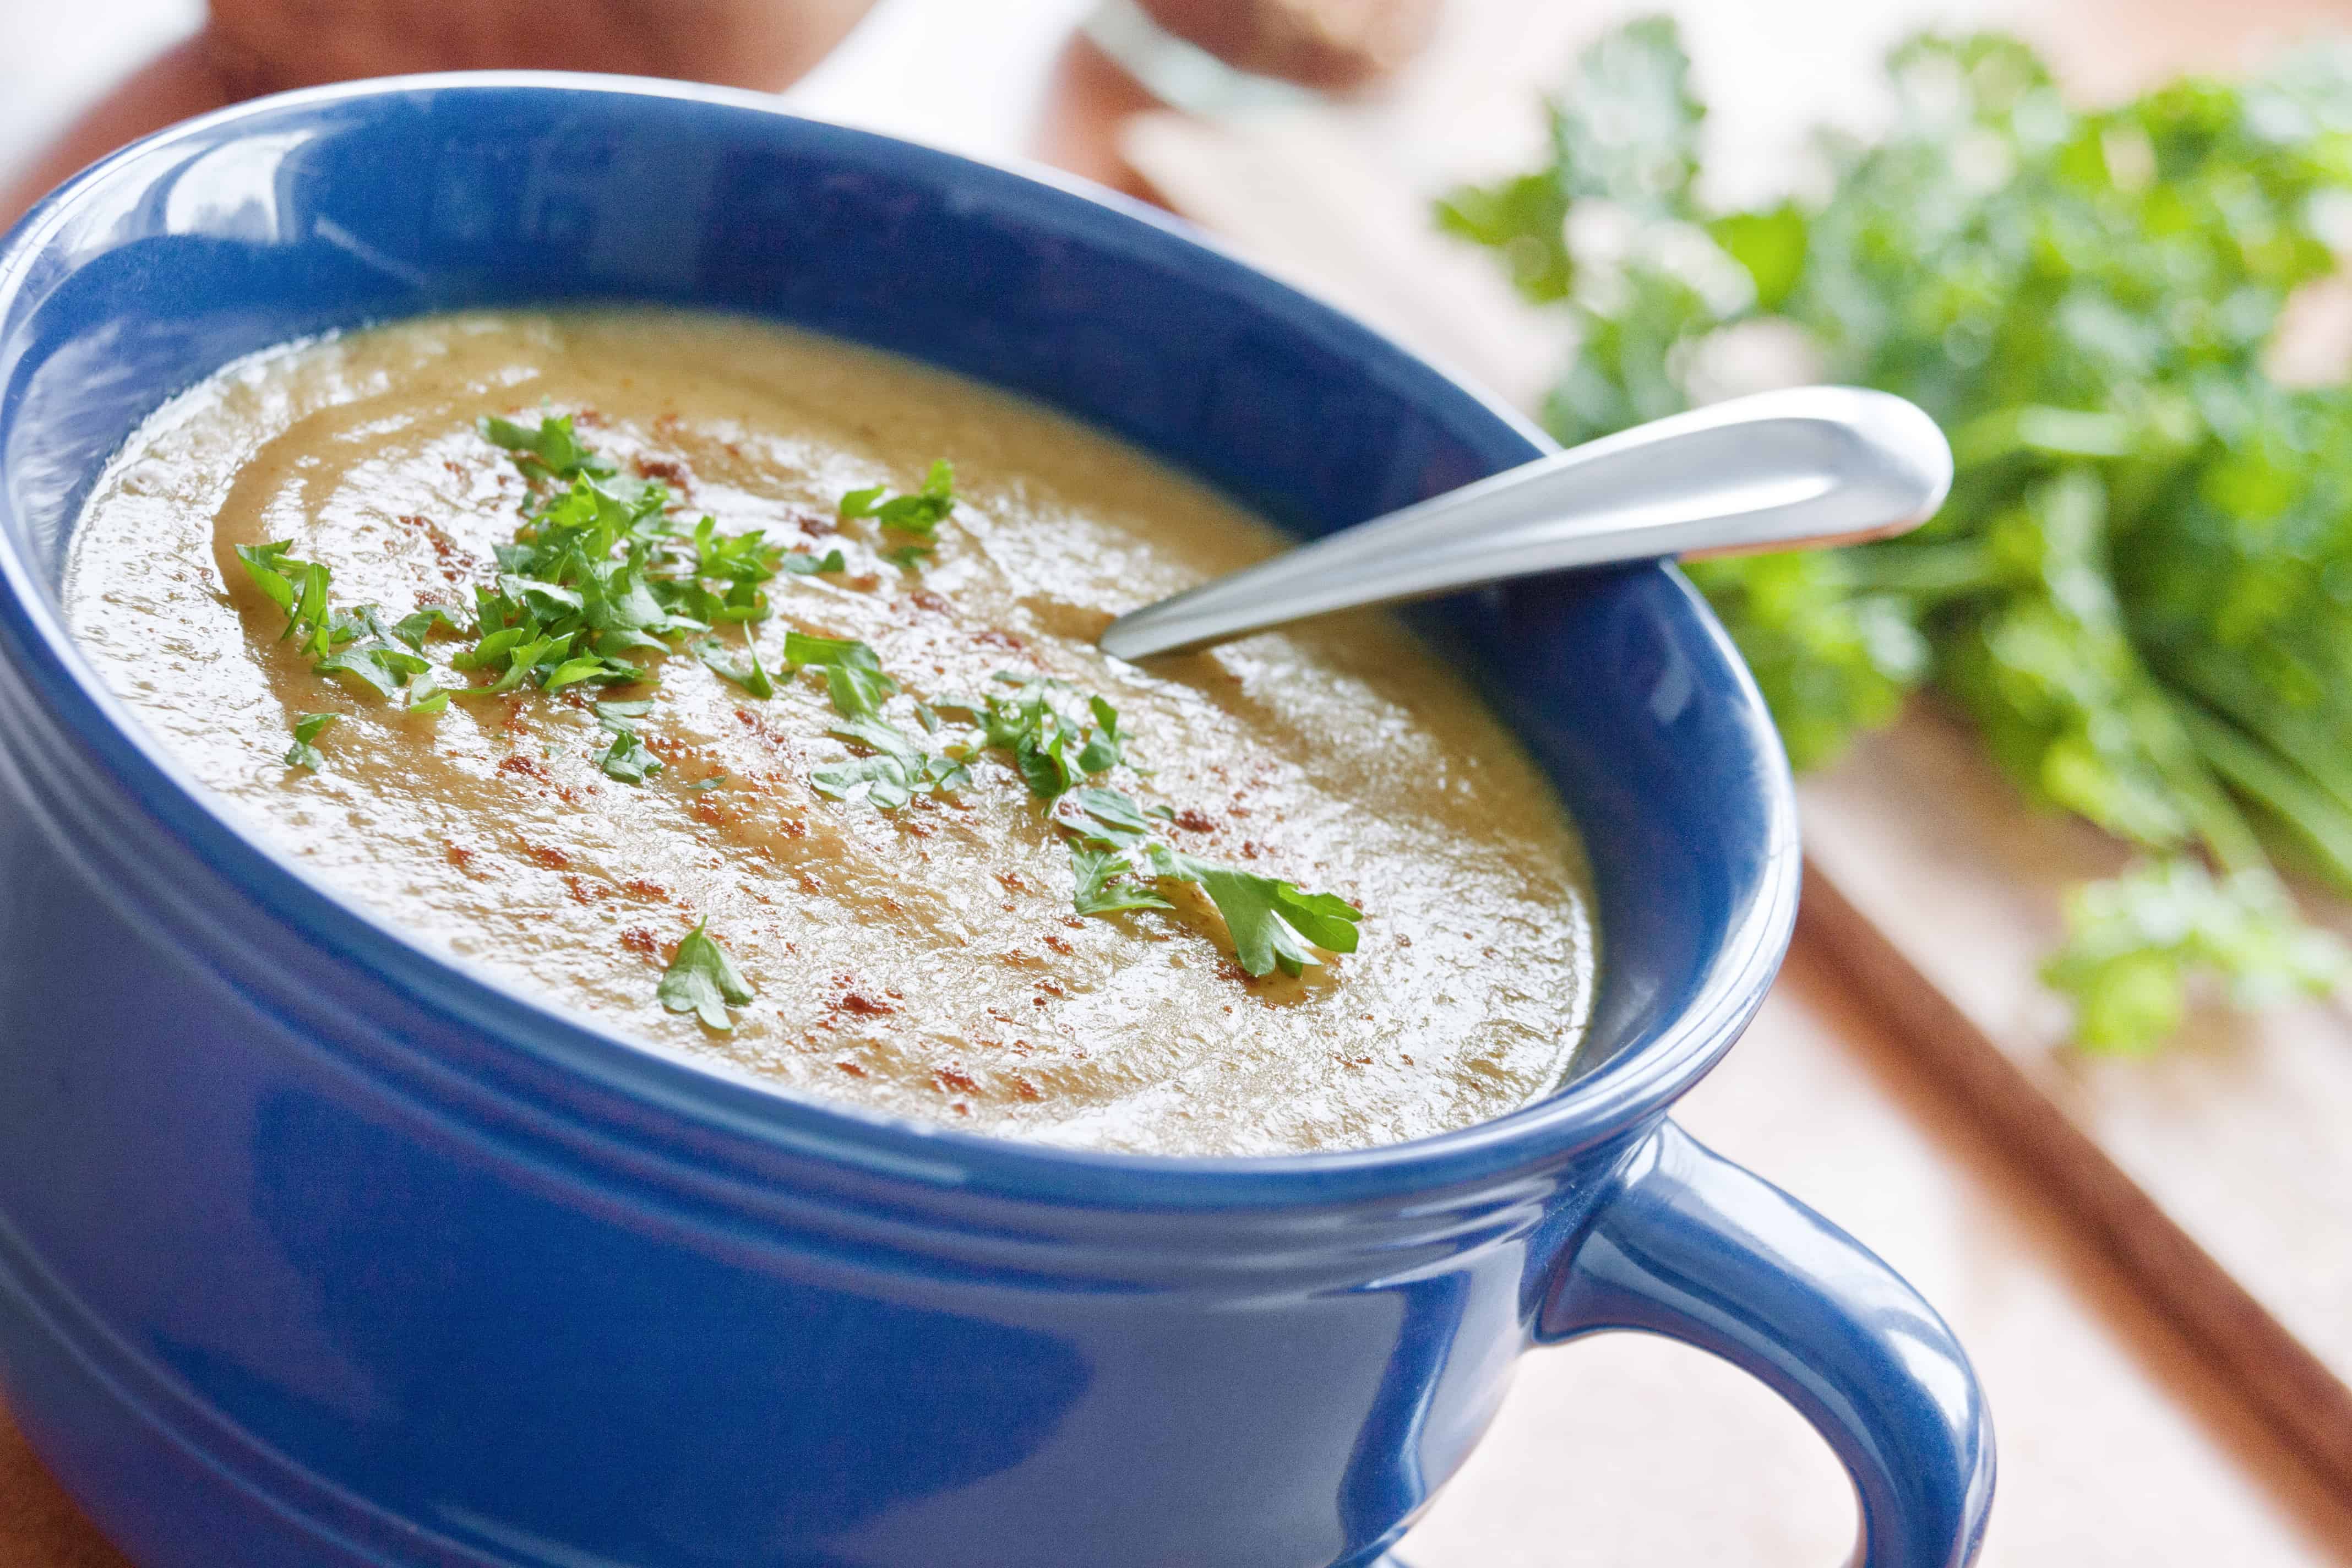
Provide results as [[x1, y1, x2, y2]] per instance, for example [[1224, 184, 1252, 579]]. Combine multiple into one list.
[[0, 77, 1992, 1568]]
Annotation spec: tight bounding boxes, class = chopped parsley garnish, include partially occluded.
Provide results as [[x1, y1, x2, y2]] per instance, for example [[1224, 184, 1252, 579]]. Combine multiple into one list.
[[235, 542, 337, 657], [482, 412, 613, 483], [693, 625, 777, 699], [283, 711, 338, 770], [1078, 696, 1128, 774], [447, 419, 858, 712], [244, 415, 859, 764], [392, 606, 465, 648], [236, 542, 445, 705], [1069, 842, 1174, 916], [837, 459, 956, 536], [594, 699, 663, 782], [786, 631, 899, 719], [239, 417, 978, 1025], [1169, 856, 1364, 978], [657, 919, 754, 1030], [774, 635, 974, 811], [245, 422, 938, 798], [811, 748, 966, 810], [933, 674, 1362, 976], [242, 411, 1357, 995], [1052, 782, 1363, 977], [314, 639, 431, 699], [809, 699, 970, 809], [597, 728, 661, 783], [450, 467, 686, 695], [839, 461, 956, 573], [940, 675, 1127, 800]]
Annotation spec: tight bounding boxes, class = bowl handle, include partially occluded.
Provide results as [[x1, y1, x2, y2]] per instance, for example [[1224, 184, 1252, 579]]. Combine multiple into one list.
[[1540, 1119, 1996, 1567]]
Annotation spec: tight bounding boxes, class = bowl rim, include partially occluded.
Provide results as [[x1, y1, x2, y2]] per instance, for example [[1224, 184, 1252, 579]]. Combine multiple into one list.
[[0, 70, 1801, 1211]]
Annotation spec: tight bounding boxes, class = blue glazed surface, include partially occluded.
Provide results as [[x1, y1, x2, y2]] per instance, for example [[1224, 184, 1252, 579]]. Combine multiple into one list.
[[0, 75, 1990, 1567]]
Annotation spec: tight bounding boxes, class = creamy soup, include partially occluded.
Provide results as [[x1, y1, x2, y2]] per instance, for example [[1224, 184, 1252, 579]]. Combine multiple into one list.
[[63, 311, 1597, 1156]]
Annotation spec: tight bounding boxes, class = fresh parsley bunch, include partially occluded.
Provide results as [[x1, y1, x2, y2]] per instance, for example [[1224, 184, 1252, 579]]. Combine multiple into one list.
[[1441, 19, 2352, 1049]]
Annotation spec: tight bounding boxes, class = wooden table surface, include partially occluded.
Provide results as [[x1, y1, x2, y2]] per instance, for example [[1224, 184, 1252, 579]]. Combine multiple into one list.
[[6, 2, 2352, 1564]]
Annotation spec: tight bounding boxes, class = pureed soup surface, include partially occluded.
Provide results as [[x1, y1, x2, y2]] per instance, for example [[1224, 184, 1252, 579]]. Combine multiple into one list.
[[64, 311, 1597, 1156]]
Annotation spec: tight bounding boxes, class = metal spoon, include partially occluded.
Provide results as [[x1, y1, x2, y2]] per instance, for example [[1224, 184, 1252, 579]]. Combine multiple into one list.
[[1097, 385, 1951, 662]]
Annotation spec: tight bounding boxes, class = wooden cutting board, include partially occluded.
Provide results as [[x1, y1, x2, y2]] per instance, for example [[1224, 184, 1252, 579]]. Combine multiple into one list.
[[1117, 0, 2352, 1498], [1798, 709, 2352, 1490]]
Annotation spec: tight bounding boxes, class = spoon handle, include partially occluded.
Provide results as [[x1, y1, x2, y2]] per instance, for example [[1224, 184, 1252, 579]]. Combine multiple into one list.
[[1098, 385, 1951, 662]]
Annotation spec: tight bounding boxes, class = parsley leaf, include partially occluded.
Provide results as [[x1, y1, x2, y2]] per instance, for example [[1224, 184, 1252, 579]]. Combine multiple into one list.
[[1057, 785, 1155, 847], [482, 413, 614, 483], [811, 753, 918, 810], [235, 542, 339, 656], [2044, 862, 2352, 1052], [785, 631, 898, 718], [828, 714, 920, 760], [542, 653, 619, 694], [823, 656, 899, 720], [693, 629, 777, 699], [1013, 729, 1085, 800], [314, 639, 431, 699], [1048, 782, 1363, 976], [593, 700, 665, 782], [597, 728, 662, 783], [392, 605, 467, 649], [810, 754, 911, 809], [1158, 851, 1364, 978], [948, 676, 1124, 802], [235, 541, 298, 613], [237, 542, 453, 707], [811, 712, 968, 810], [284, 562, 336, 655], [284, 711, 338, 770], [1069, 842, 1175, 915], [433, 418, 840, 755], [657, 919, 754, 1030], [837, 459, 956, 536], [1077, 696, 1128, 774]]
